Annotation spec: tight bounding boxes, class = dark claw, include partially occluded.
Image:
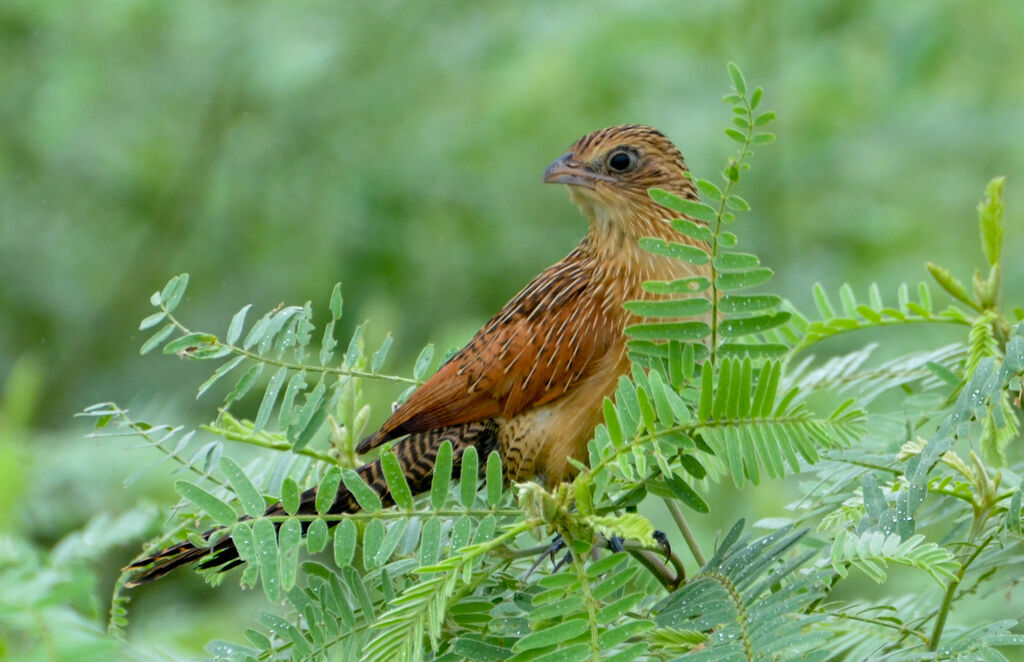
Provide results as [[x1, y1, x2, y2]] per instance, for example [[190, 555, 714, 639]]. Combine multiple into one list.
[[551, 550, 572, 572], [525, 534, 567, 580], [653, 530, 671, 559], [548, 534, 566, 563], [608, 535, 625, 553]]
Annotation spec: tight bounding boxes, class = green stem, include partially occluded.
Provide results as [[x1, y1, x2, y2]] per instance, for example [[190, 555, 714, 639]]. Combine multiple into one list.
[[161, 306, 419, 385], [708, 92, 755, 367], [200, 423, 335, 464], [569, 544, 604, 662], [791, 315, 972, 356], [665, 498, 706, 566], [928, 534, 995, 651], [829, 611, 930, 645]]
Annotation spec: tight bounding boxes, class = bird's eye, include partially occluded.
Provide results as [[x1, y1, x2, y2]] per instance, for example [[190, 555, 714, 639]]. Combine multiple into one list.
[[607, 150, 636, 173]]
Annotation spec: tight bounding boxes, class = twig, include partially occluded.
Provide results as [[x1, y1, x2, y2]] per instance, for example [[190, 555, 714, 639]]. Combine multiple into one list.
[[665, 498, 706, 566]]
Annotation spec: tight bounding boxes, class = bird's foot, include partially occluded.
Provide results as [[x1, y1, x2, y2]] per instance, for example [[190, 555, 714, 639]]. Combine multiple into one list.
[[653, 530, 671, 559], [525, 534, 567, 579]]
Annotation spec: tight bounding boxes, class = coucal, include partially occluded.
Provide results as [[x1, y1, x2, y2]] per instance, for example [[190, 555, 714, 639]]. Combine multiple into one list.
[[126, 124, 707, 586]]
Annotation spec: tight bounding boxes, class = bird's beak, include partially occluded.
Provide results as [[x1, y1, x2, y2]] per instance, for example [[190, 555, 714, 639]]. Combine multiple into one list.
[[543, 152, 602, 189]]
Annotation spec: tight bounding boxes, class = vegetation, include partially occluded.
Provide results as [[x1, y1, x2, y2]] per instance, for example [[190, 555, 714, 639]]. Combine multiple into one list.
[[4, 3, 1024, 660], [69, 66, 1024, 660]]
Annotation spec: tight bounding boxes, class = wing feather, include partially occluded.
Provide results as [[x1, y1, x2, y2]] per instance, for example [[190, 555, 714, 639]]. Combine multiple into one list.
[[357, 251, 616, 452]]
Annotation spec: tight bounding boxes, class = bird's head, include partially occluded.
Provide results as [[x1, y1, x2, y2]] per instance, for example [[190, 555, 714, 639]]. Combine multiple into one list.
[[543, 124, 698, 238]]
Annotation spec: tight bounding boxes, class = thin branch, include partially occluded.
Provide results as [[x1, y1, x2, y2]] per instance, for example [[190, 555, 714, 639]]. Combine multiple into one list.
[[665, 498, 706, 566]]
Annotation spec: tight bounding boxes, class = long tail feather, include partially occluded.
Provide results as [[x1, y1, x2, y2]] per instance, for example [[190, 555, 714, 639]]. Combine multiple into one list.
[[124, 420, 498, 587]]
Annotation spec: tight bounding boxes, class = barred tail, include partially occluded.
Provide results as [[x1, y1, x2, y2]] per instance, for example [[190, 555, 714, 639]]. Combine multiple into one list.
[[124, 420, 499, 587]]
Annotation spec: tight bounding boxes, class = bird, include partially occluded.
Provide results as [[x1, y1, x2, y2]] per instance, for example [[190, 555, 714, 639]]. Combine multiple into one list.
[[125, 124, 708, 586]]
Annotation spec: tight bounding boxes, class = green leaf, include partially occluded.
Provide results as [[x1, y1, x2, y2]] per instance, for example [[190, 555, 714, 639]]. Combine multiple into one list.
[[232, 524, 259, 589], [381, 452, 414, 509], [649, 189, 717, 223], [623, 298, 712, 318], [1006, 489, 1022, 535], [278, 518, 301, 591], [638, 237, 709, 264], [341, 468, 381, 512], [625, 322, 710, 341], [713, 252, 759, 270], [752, 132, 776, 144], [718, 312, 791, 337], [278, 370, 307, 428], [196, 355, 245, 399], [218, 457, 265, 519], [371, 333, 393, 373], [361, 520, 385, 569], [289, 379, 326, 451], [603, 398, 623, 446], [698, 363, 713, 421], [925, 361, 961, 387], [716, 268, 773, 291], [372, 520, 406, 568], [696, 178, 723, 200], [431, 441, 453, 510], [140, 323, 175, 354], [598, 621, 654, 649], [333, 519, 357, 566], [413, 343, 435, 381], [666, 472, 710, 513], [175, 480, 236, 527], [719, 294, 781, 313], [226, 363, 264, 404], [514, 619, 591, 651], [671, 218, 713, 242], [642, 277, 711, 294], [161, 273, 189, 312], [754, 111, 775, 126], [718, 343, 788, 359], [329, 283, 344, 320], [419, 517, 442, 566], [452, 639, 511, 661], [725, 128, 746, 143], [343, 321, 366, 368], [231, 522, 257, 564], [306, 518, 328, 554], [316, 467, 342, 516], [750, 86, 763, 108], [139, 311, 167, 330], [226, 304, 251, 345], [978, 176, 1005, 267], [486, 451, 502, 507], [252, 519, 281, 601], [926, 262, 975, 307], [281, 477, 300, 515], [727, 61, 747, 95], [460, 445, 479, 508], [725, 195, 750, 211], [320, 319, 338, 366], [253, 366, 288, 432]]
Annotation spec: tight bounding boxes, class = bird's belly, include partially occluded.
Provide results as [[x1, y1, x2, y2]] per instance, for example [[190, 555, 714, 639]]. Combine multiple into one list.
[[497, 348, 627, 487]]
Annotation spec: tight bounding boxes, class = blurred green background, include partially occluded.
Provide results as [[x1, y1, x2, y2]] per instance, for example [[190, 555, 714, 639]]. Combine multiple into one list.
[[2, 0, 1023, 658]]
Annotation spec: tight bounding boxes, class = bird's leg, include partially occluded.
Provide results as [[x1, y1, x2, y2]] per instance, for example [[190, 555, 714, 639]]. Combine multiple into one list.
[[590, 531, 685, 591], [524, 534, 566, 580], [653, 530, 671, 559], [550, 548, 573, 573]]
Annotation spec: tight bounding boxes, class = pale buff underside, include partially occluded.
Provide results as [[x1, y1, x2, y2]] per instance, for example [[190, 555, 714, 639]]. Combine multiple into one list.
[[499, 187, 709, 486]]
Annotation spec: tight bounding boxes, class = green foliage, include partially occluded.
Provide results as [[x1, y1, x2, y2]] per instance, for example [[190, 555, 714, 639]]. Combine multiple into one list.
[[0, 508, 158, 661], [75, 65, 1024, 660]]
